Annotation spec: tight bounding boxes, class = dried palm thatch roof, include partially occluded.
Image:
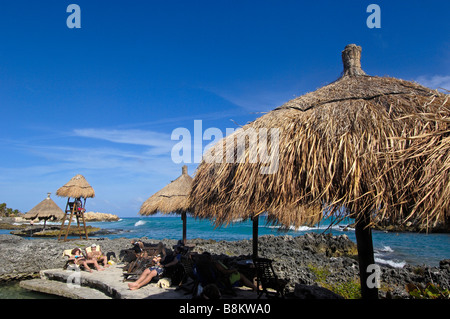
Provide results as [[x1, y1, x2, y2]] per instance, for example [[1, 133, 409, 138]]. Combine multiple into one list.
[[386, 101, 449, 230], [190, 44, 449, 229], [139, 166, 193, 215], [56, 174, 95, 199], [24, 193, 65, 220]]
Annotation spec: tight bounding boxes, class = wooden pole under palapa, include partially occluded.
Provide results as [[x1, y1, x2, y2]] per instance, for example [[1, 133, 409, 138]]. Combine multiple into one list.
[[252, 214, 259, 259]]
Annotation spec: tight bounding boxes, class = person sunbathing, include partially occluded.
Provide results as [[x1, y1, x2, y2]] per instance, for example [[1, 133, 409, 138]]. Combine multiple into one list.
[[128, 254, 163, 290], [85, 244, 108, 270], [69, 247, 96, 273]]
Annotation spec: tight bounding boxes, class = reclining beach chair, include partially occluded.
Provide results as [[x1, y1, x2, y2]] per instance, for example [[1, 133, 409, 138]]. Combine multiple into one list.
[[253, 257, 289, 299], [189, 253, 237, 298], [62, 249, 84, 270], [85, 245, 105, 262], [174, 252, 198, 294], [122, 245, 160, 281]]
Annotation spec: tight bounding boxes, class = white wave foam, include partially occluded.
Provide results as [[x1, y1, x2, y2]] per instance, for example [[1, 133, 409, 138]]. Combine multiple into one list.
[[264, 222, 355, 232], [134, 220, 146, 227], [375, 257, 406, 268], [380, 246, 394, 253], [337, 225, 355, 231], [266, 225, 326, 231]]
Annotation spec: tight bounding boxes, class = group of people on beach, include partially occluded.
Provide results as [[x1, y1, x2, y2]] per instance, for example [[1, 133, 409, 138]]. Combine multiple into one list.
[[69, 244, 109, 273], [126, 240, 257, 298], [67, 239, 257, 298]]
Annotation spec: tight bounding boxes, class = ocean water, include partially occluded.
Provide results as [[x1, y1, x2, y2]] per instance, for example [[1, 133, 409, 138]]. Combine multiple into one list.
[[0, 282, 63, 299], [86, 216, 449, 268]]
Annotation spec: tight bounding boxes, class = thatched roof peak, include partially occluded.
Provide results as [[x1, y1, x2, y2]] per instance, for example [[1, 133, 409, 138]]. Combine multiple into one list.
[[341, 44, 366, 77], [276, 43, 436, 113]]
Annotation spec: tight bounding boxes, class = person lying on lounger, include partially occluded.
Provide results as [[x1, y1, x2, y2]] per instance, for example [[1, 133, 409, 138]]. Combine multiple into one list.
[[69, 247, 98, 273], [85, 244, 108, 270], [127, 254, 163, 290]]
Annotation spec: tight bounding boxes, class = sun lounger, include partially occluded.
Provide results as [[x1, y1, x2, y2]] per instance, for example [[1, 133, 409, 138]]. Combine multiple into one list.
[[62, 249, 84, 270], [253, 257, 289, 299], [122, 245, 160, 281]]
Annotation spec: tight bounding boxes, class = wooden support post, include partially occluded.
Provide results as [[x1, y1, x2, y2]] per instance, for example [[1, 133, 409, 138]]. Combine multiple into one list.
[[252, 215, 259, 260], [64, 202, 75, 241], [181, 211, 187, 245], [355, 210, 379, 299], [58, 197, 89, 241]]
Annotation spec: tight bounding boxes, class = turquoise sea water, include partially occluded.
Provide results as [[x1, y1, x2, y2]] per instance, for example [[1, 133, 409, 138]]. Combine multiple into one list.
[[85, 216, 449, 268]]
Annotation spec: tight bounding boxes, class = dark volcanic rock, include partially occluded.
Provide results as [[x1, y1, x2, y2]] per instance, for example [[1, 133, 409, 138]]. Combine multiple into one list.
[[294, 283, 344, 299]]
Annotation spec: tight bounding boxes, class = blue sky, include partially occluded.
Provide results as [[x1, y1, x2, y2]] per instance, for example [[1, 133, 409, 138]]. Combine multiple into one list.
[[0, 1, 449, 217]]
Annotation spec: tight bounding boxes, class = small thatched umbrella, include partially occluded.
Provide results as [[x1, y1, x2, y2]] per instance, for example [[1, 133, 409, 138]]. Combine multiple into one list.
[[190, 44, 449, 299], [56, 174, 95, 199], [24, 193, 65, 230], [139, 165, 193, 244]]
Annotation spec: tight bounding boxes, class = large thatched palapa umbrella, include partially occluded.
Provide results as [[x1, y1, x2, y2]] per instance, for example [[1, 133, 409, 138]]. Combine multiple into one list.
[[56, 174, 95, 241], [139, 165, 193, 244], [24, 193, 64, 230], [190, 44, 449, 299]]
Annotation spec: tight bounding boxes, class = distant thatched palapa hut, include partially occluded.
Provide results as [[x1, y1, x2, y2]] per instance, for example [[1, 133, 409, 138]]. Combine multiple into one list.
[[190, 44, 449, 299], [24, 193, 64, 230], [139, 165, 193, 244]]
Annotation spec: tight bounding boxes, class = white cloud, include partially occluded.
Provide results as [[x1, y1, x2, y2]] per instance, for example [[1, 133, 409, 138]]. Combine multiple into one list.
[[1, 127, 203, 216], [73, 128, 172, 148], [415, 75, 450, 92]]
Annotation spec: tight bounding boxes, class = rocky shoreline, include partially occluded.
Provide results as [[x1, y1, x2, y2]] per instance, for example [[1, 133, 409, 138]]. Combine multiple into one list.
[[0, 214, 115, 237], [0, 233, 448, 299]]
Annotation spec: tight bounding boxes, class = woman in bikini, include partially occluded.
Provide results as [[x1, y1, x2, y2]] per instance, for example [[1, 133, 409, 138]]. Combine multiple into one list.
[[70, 248, 96, 273]]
